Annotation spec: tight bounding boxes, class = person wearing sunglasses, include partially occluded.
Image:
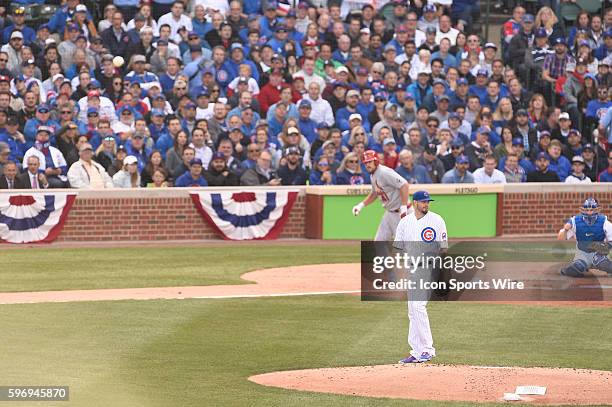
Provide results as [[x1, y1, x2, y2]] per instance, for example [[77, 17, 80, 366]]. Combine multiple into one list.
[[309, 156, 336, 185], [557, 197, 612, 278]]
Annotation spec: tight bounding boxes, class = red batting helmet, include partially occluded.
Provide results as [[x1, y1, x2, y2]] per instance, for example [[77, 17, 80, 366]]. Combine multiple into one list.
[[362, 150, 379, 164]]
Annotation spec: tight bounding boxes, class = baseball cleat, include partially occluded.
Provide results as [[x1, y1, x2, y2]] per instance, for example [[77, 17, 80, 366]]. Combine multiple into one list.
[[398, 355, 421, 364], [418, 352, 434, 362]]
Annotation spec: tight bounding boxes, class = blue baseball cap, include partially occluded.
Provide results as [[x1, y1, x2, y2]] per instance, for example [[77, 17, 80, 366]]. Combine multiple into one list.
[[522, 14, 535, 23], [476, 68, 489, 77], [477, 126, 491, 134], [151, 109, 166, 117], [450, 138, 464, 147], [554, 37, 567, 46], [512, 137, 524, 146], [535, 28, 548, 38], [456, 155, 469, 164], [299, 99, 312, 108], [537, 152, 550, 160], [448, 112, 460, 120], [412, 190, 434, 202], [87, 107, 99, 115], [190, 158, 203, 166], [457, 77, 468, 86], [404, 92, 415, 100], [212, 152, 226, 161]]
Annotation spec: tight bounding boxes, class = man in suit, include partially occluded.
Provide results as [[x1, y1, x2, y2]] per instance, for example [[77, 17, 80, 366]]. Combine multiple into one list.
[[16, 156, 49, 189], [0, 160, 19, 189]]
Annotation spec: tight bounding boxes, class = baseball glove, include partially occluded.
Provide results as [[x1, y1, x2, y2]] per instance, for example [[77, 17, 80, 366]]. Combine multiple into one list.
[[588, 242, 611, 256]]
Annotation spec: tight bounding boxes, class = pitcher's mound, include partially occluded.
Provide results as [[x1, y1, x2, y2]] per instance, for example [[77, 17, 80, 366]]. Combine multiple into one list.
[[249, 364, 612, 405]]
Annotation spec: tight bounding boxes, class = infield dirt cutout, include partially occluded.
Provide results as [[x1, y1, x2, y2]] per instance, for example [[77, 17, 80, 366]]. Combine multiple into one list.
[[249, 364, 612, 405], [0, 262, 610, 305]]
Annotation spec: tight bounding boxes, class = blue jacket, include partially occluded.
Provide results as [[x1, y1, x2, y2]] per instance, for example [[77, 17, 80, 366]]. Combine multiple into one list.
[[335, 107, 367, 132], [396, 164, 432, 184], [24, 119, 60, 146], [125, 143, 152, 173], [47, 6, 93, 34], [298, 118, 318, 144], [406, 83, 432, 108], [309, 169, 336, 185], [175, 171, 208, 187], [0, 131, 26, 162], [469, 84, 488, 104], [547, 155, 571, 180], [2, 25, 35, 45], [155, 133, 175, 158], [336, 169, 370, 185]]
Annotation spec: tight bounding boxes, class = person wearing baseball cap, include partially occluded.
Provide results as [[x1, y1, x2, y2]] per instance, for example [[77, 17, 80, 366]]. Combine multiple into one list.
[[594, 30, 612, 60], [174, 157, 208, 187], [204, 151, 239, 186], [277, 145, 307, 185], [441, 154, 474, 183], [526, 152, 559, 182], [564, 155, 591, 184], [335, 89, 364, 132], [4, 6, 35, 45]]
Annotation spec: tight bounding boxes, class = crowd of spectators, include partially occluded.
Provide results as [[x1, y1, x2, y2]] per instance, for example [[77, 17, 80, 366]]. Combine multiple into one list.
[[0, 0, 611, 190]]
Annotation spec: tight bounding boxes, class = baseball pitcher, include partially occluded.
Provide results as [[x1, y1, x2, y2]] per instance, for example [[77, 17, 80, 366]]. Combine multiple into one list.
[[558, 197, 612, 277], [394, 191, 448, 364], [352, 150, 412, 241]]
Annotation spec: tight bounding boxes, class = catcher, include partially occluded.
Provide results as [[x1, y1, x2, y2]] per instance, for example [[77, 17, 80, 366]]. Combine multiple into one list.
[[557, 198, 612, 277]]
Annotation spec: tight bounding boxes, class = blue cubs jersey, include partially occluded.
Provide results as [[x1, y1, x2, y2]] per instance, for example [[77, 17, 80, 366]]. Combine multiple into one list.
[[574, 214, 606, 252]]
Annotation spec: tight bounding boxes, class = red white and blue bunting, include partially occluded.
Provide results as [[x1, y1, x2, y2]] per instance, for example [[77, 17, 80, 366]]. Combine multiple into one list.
[[190, 191, 299, 240], [0, 193, 77, 244]]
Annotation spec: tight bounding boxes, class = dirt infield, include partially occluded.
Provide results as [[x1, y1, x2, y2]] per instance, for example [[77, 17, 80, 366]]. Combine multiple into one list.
[[0, 262, 611, 305], [0, 263, 360, 304], [249, 364, 612, 405]]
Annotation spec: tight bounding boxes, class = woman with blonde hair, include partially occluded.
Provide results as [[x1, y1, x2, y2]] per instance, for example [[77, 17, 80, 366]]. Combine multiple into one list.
[[534, 7, 565, 44], [347, 125, 370, 151], [527, 93, 548, 128], [112, 155, 141, 188], [336, 152, 370, 185], [492, 97, 514, 134]]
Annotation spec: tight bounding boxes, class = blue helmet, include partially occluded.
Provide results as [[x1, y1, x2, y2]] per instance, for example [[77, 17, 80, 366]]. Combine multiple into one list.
[[582, 197, 599, 210], [581, 198, 599, 224]]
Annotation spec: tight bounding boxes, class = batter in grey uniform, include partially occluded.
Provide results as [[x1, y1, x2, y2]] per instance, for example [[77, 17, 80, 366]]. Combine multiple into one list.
[[352, 150, 412, 241]]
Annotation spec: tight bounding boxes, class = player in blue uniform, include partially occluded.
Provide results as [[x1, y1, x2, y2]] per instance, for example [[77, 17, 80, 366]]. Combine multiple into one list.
[[557, 198, 612, 277]]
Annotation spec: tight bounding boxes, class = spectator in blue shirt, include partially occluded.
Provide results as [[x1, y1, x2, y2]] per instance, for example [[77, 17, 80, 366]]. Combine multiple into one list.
[[297, 100, 318, 144], [597, 150, 612, 182], [2, 7, 36, 45], [469, 69, 489, 104], [546, 140, 571, 180], [441, 154, 475, 183], [396, 150, 432, 184], [174, 158, 208, 187]]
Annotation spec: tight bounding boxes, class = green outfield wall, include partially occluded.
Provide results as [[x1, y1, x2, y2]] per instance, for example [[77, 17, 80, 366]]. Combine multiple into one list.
[[322, 193, 498, 239]]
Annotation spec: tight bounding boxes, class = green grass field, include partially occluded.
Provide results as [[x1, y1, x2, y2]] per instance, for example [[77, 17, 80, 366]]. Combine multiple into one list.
[[1, 244, 610, 407]]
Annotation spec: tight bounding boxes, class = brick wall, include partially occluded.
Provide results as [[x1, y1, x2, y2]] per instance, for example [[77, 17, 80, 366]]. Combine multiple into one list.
[[502, 191, 612, 234], [57, 193, 306, 241]]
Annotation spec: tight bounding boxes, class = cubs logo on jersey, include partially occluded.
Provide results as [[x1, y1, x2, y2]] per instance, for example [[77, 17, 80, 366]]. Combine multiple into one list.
[[421, 227, 436, 242]]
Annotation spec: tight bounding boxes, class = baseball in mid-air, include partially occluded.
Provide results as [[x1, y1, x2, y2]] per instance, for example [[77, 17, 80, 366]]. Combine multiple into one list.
[[113, 56, 124, 68]]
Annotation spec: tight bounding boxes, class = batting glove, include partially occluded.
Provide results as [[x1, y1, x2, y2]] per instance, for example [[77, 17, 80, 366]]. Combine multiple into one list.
[[400, 204, 410, 218], [352, 202, 365, 216]]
